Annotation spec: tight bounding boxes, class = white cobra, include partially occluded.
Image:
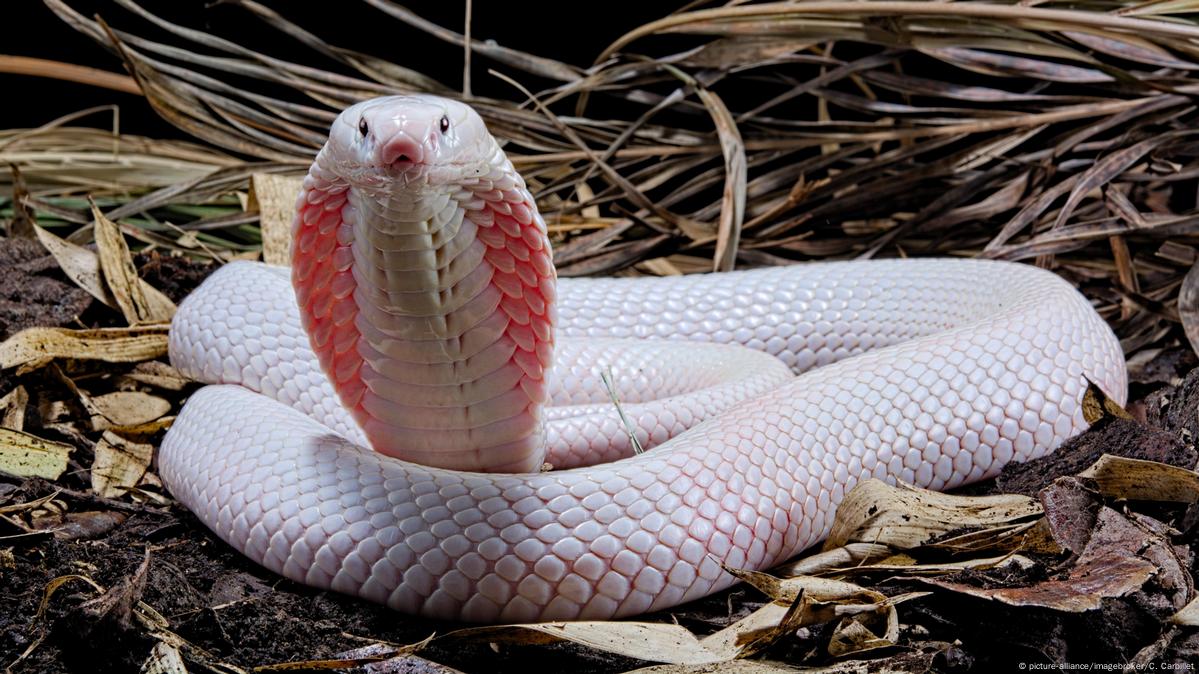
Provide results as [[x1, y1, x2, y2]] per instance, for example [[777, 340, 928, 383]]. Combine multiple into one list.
[[160, 95, 1127, 623]]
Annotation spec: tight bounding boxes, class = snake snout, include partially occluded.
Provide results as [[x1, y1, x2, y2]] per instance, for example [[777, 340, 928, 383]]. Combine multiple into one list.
[[379, 133, 426, 168]]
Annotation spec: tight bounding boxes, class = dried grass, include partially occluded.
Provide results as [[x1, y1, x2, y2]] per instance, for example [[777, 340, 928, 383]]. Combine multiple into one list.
[[10, 0, 1199, 364]]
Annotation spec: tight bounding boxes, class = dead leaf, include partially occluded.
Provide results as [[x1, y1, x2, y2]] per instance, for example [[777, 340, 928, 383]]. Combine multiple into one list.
[[1169, 595, 1199, 626], [32, 510, 128, 541], [441, 622, 722, 666], [771, 543, 891, 577], [0, 428, 73, 479], [1077, 454, 1199, 504], [91, 431, 154, 498], [141, 642, 188, 674], [912, 508, 1173, 613], [7, 165, 36, 239], [249, 173, 302, 265], [1081, 377, 1134, 424], [628, 662, 798, 674], [91, 200, 176, 325], [0, 325, 168, 372], [836, 553, 1036, 576], [327, 644, 457, 674], [120, 361, 191, 391], [1180, 257, 1199, 358], [34, 224, 117, 309], [1039, 476, 1101, 555], [0, 385, 29, 431], [255, 635, 435, 671], [89, 391, 171, 429], [827, 619, 891, 658], [825, 479, 1043, 551]]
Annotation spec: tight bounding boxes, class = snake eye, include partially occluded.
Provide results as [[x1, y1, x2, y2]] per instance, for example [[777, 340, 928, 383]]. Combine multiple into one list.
[[439, 115, 450, 134], [358, 118, 369, 137]]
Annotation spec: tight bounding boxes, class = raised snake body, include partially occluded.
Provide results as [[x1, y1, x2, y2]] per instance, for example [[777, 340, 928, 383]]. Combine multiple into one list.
[[160, 95, 1127, 623]]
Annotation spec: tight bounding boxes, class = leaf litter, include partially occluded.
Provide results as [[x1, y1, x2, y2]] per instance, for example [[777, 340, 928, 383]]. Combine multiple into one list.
[[2, 0, 1199, 671]]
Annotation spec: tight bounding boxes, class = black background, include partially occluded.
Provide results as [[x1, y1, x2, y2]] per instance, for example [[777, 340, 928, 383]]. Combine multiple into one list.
[[4, 1, 670, 137]]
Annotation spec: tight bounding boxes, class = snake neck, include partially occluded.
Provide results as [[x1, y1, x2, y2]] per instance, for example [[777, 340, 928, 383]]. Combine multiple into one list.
[[293, 143, 557, 473]]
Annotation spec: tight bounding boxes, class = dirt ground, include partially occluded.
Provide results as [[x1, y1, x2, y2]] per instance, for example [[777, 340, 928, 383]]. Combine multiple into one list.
[[2, 237, 1198, 673]]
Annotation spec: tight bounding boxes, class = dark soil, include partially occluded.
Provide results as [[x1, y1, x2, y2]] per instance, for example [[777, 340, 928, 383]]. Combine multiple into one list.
[[1, 236, 1198, 672]]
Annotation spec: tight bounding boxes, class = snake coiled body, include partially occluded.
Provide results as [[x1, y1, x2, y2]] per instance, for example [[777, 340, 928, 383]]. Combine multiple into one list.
[[160, 95, 1126, 623]]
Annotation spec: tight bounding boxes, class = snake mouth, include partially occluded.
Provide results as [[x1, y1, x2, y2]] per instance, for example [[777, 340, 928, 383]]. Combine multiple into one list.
[[379, 134, 427, 172]]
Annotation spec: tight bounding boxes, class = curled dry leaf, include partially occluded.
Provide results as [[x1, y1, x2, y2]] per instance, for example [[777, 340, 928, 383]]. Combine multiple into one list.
[[248, 173, 304, 265], [913, 508, 1180, 613], [1081, 377, 1134, 425], [0, 427, 74, 479], [91, 430, 155, 499], [91, 201, 177, 325], [770, 542, 892, 577], [719, 566, 927, 659], [824, 479, 1043, 551], [0, 325, 169, 372], [34, 223, 116, 309], [835, 552, 1036, 576]]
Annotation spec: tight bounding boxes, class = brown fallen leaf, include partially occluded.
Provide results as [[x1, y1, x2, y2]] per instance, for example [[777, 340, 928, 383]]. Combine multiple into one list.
[[0, 427, 74, 479], [629, 662, 799, 674], [141, 642, 188, 674], [0, 385, 29, 431], [1169, 595, 1199, 627], [1081, 377, 1134, 425], [7, 165, 36, 239], [89, 391, 172, 430], [120, 360, 191, 391], [91, 431, 154, 498], [912, 507, 1178, 613], [32, 510, 128, 541], [441, 621, 722, 666], [771, 543, 892, 577], [328, 644, 457, 674], [1039, 476, 1102, 555], [249, 173, 303, 266], [834, 552, 1036, 576], [254, 635, 435, 672], [1077, 454, 1199, 504], [91, 200, 176, 325], [824, 479, 1043, 551], [0, 325, 168, 372], [719, 566, 927, 659]]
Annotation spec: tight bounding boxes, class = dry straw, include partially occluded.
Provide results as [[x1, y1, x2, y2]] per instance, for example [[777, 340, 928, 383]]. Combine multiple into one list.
[[8, 0, 1199, 363]]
